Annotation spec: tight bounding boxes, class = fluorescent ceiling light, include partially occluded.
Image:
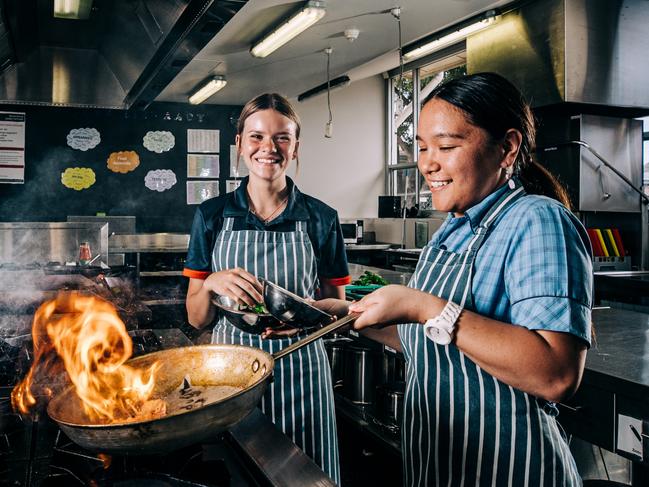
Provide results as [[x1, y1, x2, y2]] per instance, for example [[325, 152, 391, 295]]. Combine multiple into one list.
[[53, 0, 93, 19], [251, 1, 326, 58], [297, 75, 350, 102], [189, 76, 227, 105], [402, 12, 498, 62]]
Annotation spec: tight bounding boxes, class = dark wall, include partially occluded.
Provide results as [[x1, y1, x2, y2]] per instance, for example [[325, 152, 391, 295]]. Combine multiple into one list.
[[0, 102, 241, 233]]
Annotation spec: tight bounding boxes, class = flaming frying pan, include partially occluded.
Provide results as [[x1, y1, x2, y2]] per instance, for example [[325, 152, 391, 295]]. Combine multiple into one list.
[[46, 314, 356, 455]]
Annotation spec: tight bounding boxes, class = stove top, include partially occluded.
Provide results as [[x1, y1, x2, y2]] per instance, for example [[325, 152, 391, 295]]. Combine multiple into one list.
[[0, 327, 333, 487], [39, 430, 259, 487], [1, 407, 333, 487]]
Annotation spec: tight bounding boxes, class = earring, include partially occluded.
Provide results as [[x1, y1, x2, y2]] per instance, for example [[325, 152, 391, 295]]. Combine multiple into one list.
[[505, 166, 515, 189]]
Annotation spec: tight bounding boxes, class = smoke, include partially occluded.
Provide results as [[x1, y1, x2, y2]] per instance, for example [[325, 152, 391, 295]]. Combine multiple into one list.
[[0, 146, 73, 219]]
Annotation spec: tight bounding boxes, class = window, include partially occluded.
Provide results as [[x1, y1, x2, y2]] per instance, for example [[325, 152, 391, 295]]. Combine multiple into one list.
[[387, 60, 466, 213]]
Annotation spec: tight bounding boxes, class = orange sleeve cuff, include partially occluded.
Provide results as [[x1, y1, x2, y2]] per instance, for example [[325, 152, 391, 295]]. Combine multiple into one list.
[[322, 275, 352, 286], [183, 268, 211, 280]]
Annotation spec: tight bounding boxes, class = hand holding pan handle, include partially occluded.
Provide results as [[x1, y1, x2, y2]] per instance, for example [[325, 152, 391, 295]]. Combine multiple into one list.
[[272, 313, 358, 361]]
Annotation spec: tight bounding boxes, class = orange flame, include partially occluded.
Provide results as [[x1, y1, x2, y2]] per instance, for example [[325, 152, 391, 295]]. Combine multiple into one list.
[[11, 292, 160, 423]]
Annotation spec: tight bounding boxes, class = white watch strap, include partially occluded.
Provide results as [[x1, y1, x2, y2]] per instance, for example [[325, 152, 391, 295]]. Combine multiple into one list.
[[439, 300, 463, 324], [423, 300, 463, 342]]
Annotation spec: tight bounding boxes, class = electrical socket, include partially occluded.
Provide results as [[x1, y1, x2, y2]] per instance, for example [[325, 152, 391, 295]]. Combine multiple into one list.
[[617, 414, 643, 459]]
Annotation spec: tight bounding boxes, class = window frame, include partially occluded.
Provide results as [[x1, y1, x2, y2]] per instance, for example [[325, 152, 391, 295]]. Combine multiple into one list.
[[386, 44, 467, 210]]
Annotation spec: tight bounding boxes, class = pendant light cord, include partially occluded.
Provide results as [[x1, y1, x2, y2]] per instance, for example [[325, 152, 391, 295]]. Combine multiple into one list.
[[392, 7, 404, 107], [326, 48, 332, 124]]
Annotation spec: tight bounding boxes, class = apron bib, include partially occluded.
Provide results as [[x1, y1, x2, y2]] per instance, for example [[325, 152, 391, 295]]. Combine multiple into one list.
[[211, 217, 340, 485], [399, 182, 581, 487]]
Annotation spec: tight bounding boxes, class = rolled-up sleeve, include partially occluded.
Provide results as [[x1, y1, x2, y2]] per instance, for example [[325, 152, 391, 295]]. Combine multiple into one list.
[[504, 204, 593, 346]]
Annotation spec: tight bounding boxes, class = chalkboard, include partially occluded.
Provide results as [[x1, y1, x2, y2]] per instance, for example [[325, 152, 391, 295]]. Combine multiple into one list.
[[0, 102, 241, 233]]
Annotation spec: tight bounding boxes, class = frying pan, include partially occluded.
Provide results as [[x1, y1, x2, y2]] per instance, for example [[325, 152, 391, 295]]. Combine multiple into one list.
[[46, 313, 357, 455]]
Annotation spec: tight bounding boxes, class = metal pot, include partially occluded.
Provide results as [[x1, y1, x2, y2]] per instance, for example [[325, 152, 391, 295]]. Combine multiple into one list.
[[381, 352, 405, 385], [343, 346, 374, 405], [325, 343, 345, 389], [46, 314, 357, 455], [376, 381, 405, 427]]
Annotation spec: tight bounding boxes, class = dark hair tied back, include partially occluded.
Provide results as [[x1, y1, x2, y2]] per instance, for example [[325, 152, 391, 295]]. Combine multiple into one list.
[[424, 72, 571, 209]]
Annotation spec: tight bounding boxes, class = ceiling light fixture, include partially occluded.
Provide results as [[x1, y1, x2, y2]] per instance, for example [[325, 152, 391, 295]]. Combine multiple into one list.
[[53, 0, 93, 19], [188, 75, 227, 105], [250, 0, 326, 58], [402, 10, 499, 62], [297, 75, 350, 102]]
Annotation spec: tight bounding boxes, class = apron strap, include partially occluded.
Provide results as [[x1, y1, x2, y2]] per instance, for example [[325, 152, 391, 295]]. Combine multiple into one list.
[[295, 220, 307, 232], [470, 180, 526, 251], [223, 217, 235, 231]]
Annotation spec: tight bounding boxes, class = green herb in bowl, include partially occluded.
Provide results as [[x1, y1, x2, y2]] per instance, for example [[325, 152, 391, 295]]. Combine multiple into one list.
[[240, 302, 269, 314], [352, 271, 389, 286]]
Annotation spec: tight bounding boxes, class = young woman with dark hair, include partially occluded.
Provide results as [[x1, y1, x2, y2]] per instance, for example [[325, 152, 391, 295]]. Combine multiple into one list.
[[184, 93, 349, 484], [321, 72, 592, 486]]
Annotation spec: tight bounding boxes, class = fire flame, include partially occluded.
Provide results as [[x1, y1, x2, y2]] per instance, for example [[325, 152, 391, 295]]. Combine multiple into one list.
[[11, 292, 160, 423]]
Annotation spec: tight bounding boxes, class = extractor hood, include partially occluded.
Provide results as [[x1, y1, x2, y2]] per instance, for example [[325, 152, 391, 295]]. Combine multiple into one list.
[[467, 0, 649, 115], [0, 0, 247, 109]]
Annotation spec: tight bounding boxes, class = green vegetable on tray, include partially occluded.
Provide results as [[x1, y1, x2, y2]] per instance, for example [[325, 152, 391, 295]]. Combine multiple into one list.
[[352, 271, 389, 286]]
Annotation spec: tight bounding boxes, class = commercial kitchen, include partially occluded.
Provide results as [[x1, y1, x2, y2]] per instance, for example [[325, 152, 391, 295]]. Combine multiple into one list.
[[0, 0, 648, 485]]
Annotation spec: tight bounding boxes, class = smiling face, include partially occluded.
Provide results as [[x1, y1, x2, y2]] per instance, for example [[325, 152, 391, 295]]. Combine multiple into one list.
[[236, 109, 299, 184], [417, 98, 513, 216]]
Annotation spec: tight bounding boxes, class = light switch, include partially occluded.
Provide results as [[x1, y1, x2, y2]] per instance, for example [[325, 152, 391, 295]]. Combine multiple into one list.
[[617, 414, 643, 459]]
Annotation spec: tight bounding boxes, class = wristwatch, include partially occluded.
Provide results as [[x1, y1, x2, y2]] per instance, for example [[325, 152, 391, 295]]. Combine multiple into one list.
[[423, 300, 463, 345]]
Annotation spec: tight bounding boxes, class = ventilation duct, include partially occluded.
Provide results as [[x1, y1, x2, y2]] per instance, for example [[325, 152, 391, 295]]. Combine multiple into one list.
[[467, 0, 649, 114]]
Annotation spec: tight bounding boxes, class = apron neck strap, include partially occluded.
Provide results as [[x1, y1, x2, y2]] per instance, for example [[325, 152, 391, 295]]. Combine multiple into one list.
[[477, 179, 526, 232], [223, 217, 235, 231]]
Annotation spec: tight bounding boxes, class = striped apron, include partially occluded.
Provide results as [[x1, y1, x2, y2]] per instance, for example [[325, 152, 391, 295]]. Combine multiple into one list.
[[211, 217, 340, 485], [398, 183, 582, 486]]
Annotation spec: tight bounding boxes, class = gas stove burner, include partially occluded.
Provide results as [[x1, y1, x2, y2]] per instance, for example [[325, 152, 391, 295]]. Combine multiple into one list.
[[41, 434, 237, 487]]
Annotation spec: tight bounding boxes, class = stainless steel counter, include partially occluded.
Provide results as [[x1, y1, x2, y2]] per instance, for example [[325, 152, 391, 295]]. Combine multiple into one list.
[[345, 244, 392, 251], [558, 307, 649, 484], [230, 409, 336, 486], [109, 233, 189, 253]]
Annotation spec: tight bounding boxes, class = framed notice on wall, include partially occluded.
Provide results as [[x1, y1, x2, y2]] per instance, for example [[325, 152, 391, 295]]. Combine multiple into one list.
[[187, 129, 219, 153], [0, 111, 26, 184]]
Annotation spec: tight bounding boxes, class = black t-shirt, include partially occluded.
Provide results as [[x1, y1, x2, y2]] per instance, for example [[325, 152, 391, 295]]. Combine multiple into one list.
[[183, 176, 350, 286]]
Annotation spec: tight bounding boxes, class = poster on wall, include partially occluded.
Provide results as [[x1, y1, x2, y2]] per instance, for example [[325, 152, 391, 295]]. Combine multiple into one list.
[[67, 128, 101, 151], [145, 169, 177, 192], [226, 180, 241, 193], [143, 131, 175, 153], [61, 167, 96, 190], [187, 154, 219, 178], [107, 151, 140, 173], [187, 129, 219, 153], [187, 180, 219, 204], [0, 111, 26, 184], [229, 144, 248, 177]]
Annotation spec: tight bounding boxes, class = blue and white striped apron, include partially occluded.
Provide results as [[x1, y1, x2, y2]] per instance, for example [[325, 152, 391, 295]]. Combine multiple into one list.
[[399, 182, 581, 486], [211, 217, 340, 485]]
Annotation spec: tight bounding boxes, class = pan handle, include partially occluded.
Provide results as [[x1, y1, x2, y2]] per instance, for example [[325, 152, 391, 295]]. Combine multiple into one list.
[[272, 313, 358, 361]]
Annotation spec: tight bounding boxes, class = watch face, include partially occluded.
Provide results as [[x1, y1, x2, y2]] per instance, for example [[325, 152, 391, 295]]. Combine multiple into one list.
[[428, 325, 452, 345]]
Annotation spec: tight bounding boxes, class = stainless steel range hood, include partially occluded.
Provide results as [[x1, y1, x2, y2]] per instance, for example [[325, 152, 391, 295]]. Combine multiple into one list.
[[467, 0, 649, 112], [0, 0, 247, 109]]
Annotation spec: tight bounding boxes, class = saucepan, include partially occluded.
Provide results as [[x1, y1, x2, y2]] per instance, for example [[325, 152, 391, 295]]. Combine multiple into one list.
[[46, 313, 357, 455], [211, 278, 334, 334]]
